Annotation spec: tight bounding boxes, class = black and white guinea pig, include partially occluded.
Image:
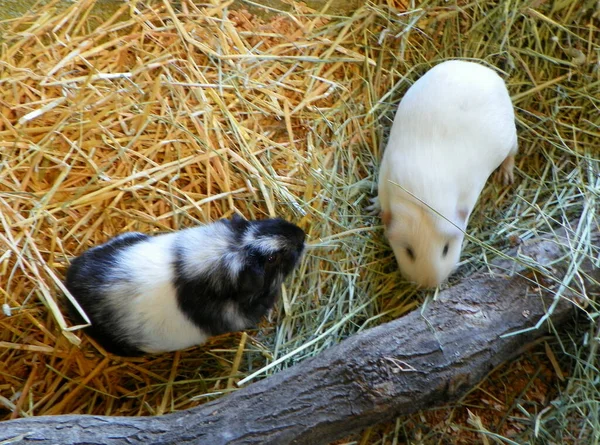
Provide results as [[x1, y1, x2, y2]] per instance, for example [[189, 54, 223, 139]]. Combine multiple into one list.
[[64, 215, 305, 356], [377, 60, 518, 288]]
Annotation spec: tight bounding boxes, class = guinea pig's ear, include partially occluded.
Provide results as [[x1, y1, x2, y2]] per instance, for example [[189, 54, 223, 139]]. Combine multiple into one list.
[[381, 210, 392, 228], [231, 213, 245, 223], [456, 207, 469, 227], [229, 214, 249, 232]]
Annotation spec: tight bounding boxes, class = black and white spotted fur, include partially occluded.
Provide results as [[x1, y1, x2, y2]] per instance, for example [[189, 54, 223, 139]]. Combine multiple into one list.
[[65, 215, 305, 356]]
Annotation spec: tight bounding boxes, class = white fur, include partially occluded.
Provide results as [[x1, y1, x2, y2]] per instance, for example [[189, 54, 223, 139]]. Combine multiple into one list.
[[105, 233, 209, 353], [243, 228, 285, 253], [378, 60, 518, 288], [177, 222, 243, 285]]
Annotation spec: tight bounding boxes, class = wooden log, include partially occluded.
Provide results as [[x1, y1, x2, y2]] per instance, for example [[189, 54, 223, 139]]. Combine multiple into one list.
[[1, 228, 597, 445]]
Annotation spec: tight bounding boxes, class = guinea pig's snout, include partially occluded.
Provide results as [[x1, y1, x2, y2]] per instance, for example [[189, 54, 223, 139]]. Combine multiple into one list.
[[416, 276, 443, 289], [298, 230, 306, 245], [403, 267, 448, 289], [293, 231, 306, 252], [417, 268, 453, 289]]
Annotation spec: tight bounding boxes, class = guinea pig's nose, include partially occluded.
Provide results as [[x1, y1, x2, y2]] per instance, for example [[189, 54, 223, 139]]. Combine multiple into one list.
[[295, 231, 306, 249], [417, 276, 442, 289]]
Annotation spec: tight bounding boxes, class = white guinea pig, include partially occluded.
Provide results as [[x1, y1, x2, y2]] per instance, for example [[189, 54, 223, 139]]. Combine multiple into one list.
[[377, 60, 518, 288], [65, 215, 305, 356]]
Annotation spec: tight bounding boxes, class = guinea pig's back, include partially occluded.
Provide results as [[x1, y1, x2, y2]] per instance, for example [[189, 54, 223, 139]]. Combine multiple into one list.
[[65, 232, 153, 354], [389, 60, 516, 173], [103, 232, 210, 353], [65, 232, 150, 311]]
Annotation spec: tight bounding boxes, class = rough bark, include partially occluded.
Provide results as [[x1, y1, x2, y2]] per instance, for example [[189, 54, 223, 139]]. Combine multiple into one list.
[[1, 228, 598, 445]]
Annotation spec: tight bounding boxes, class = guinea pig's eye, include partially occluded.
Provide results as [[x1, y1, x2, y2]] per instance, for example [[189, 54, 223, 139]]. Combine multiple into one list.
[[442, 243, 449, 257], [266, 254, 277, 264], [405, 247, 415, 261]]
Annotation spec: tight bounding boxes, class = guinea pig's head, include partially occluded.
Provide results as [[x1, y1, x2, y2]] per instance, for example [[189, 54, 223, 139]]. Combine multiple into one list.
[[228, 215, 305, 314], [382, 201, 466, 288]]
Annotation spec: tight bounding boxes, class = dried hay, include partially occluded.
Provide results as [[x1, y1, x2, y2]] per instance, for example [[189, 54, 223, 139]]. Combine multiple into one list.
[[0, 0, 598, 443]]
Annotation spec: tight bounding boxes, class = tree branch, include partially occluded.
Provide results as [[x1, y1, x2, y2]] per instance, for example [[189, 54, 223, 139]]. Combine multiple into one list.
[[1, 228, 598, 445]]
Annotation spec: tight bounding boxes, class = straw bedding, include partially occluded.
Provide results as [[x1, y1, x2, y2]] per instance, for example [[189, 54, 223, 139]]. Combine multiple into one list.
[[0, 0, 598, 442]]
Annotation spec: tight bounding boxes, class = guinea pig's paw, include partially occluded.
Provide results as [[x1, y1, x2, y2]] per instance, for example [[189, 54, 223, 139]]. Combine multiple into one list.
[[496, 155, 516, 186], [365, 196, 381, 215]]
